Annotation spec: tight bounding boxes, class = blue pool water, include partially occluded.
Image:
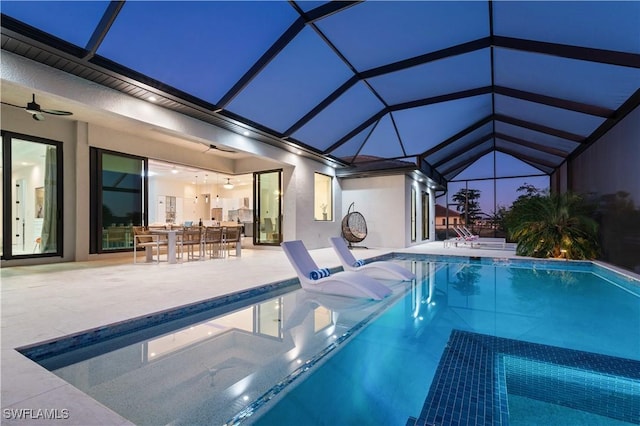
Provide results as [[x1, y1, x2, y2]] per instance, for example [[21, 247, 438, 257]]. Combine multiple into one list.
[[22, 255, 640, 425]]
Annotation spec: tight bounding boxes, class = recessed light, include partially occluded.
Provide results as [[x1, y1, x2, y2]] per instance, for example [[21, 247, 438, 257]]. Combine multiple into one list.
[[243, 131, 250, 136], [296, 150, 302, 155], [148, 96, 157, 102]]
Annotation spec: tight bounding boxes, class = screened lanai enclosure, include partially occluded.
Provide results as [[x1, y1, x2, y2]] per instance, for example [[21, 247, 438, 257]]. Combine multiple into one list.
[[1, 1, 639, 270]]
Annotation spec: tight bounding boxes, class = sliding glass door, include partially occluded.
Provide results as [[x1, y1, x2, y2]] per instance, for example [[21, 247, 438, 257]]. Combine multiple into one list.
[[1, 131, 63, 259], [253, 169, 282, 245], [90, 148, 146, 253], [422, 191, 430, 240]]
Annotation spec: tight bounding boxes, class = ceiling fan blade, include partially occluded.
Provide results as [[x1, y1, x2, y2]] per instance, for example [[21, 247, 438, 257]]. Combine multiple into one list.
[[208, 144, 237, 153], [42, 109, 73, 116], [0, 101, 25, 109], [24, 94, 73, 116], [216, 147, 237, 153]]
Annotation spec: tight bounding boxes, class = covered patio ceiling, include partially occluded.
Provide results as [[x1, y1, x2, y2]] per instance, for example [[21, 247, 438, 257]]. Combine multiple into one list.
[[1, 1, 639, 185]]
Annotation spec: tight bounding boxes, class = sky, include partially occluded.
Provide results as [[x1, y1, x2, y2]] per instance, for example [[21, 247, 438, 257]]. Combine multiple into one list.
[[5, 0, 610, 214]]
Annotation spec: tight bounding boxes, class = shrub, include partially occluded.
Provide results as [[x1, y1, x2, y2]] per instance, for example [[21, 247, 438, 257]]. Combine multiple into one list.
[[506, 192, 599, 260]]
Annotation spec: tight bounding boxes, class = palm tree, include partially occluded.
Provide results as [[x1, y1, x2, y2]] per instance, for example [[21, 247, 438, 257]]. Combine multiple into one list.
[[452, 188, 482, 225], [507, 192, 599, 260]]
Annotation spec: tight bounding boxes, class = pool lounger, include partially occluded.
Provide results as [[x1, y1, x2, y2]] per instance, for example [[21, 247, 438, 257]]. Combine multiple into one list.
[[470, 237, 506, 249], [329, 236, 416, 281], [281, 240, 392, 300], [443, 236, 506, 249]]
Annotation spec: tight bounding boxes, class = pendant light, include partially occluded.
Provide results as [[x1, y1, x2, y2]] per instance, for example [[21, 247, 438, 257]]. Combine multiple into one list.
[[223, 178, 234, 190], [204, 174, 209, 203], [216, 174, 220, 204], [194, 175, 198, 203]]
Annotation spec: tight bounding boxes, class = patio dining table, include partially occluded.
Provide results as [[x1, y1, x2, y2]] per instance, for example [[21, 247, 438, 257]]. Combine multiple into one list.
[[148, 229, 179, 264]]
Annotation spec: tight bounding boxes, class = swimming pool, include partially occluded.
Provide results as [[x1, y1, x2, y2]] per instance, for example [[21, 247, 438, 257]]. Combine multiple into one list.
[[20, 255, 640, 425]]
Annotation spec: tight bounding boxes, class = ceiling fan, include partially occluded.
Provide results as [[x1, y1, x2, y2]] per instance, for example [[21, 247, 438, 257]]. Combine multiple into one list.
[[1, 93, 73, 121], [204, 144, 237, 154]]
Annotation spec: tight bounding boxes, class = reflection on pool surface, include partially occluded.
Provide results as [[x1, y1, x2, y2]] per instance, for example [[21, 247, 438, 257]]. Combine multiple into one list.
[[21, 255, 640, 425]]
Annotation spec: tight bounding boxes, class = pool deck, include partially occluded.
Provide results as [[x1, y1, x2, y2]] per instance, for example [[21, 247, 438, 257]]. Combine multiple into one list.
[[0, 241, 599, 425]]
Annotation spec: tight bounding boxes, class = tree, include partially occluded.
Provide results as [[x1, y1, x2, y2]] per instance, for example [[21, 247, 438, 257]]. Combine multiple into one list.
[[507, 192, 599, 260], [515, 183, 544, 200], [487, 205, 508, 233], [452, 188, 482, 225]]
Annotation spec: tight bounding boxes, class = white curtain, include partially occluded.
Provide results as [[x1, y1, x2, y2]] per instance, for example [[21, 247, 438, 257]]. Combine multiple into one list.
[[41, 146, 57, 253]]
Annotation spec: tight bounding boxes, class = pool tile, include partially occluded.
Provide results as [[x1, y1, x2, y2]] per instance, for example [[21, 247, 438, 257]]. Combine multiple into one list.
[[412, 330, 640, 425]]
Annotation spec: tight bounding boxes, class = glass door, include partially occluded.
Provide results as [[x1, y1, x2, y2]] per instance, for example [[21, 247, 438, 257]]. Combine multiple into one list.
[[411, 186, 417, 242], [90, 148, 146, 253], [422, 191, 429, 240], [1, 132, 63, 259], [253, 169, 282, 245]]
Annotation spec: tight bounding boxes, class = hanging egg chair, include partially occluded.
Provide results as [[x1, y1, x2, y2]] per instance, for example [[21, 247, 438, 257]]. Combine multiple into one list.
[[341, 202, 368, 249]]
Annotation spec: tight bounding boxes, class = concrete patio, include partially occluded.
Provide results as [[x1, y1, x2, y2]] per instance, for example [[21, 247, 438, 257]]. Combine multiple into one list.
[[1, 241, 518, 425]]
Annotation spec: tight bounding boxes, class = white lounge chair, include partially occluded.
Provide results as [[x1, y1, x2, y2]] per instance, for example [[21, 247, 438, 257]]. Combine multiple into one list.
[[457, 226, 506, 249], [460, 226, 480, 240], [454, 226, 477, 241], [281, 240, 392, 300], [329, 237, 416, 281], [284, 291, 376, 330]]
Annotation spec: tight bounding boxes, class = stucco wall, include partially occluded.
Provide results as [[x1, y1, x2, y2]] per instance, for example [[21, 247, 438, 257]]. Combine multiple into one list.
[[2, 110, 344, 265], [341, 175, 433, 248]]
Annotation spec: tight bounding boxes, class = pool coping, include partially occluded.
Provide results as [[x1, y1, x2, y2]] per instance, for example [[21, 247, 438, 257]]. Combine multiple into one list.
[[10, 251, 640, 424], [18, 253, 640, 366], [17, 277, 300, 362]]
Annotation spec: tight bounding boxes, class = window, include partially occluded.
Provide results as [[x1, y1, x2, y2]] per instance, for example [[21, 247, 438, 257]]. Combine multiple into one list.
[[314, 172, 332, 221], [90, 148, 145, 253], [411, 186, 416, 242]]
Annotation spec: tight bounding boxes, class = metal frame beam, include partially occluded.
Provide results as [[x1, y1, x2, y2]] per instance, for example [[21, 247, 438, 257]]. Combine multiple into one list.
[[84, 1, 125, 60], [439, 145, 493, 176], [494, 86, 614, 118], [495, 132, 569, 158], [493, 35, 640, 68], [568, 88, 640, 161], [422, 115, 493, 158], [217, 17, 306, 108], [432, 134, 493, 168], [495, 114, 585, 143], [495, 146, 557, 170]]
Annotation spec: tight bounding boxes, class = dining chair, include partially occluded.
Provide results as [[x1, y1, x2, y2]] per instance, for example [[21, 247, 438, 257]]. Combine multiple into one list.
[[133, 226, 167, 264], [204, 226, 224, 259]]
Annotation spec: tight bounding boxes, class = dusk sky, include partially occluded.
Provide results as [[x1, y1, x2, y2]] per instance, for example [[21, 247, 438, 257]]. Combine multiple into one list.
[[2, 0, 630, 215]]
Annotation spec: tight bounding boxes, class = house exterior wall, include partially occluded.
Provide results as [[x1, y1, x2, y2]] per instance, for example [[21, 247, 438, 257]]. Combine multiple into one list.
[[1, 53, 346, 265], [2, 51, 433, 263], [1, 104, 344, 264], [341, 175, 433, 248]]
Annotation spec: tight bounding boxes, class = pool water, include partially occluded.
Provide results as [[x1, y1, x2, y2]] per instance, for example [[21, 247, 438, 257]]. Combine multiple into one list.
[[24, 256, 640, 425], [508, 396, 634, 426]]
